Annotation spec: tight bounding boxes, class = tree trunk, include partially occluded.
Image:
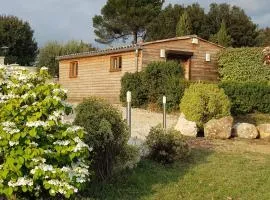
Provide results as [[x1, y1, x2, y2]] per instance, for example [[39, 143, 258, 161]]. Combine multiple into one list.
[[133, 32, 138, 44]]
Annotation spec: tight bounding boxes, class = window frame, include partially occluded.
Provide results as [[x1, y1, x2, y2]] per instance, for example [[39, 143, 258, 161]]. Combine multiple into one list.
[[69, 61, 78, 78], [110, 56, 122, 72]]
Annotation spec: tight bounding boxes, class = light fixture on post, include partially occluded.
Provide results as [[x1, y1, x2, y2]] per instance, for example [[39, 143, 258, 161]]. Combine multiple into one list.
[[191, 38, 199, 44], [205, 53, 211, 62], [160, 49, 166, 58]]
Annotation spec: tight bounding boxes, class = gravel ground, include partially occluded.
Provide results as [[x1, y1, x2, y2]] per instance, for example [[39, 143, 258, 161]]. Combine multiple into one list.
[[63, 106, 179, 145]]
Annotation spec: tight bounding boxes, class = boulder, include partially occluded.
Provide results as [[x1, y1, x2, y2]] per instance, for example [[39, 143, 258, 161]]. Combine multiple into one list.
[[233, 123, 258, 139], [204, 116, 233, 139], [257, 124, 270, 139], [175, 113, 198, 137]]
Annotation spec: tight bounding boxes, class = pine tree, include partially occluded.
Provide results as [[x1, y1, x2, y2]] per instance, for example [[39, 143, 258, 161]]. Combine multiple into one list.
[[93, 0, 164, 44], [176, 11, 192, 36]]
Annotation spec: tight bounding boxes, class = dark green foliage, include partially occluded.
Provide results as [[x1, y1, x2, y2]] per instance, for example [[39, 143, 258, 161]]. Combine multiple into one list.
[[143, 61, 184, 103], [0, 15, 38, 65], [146, 125, 190, 164], [120, 72, 147, 107], [92, 0, 164, 44], [37, 40, 96, 77], [146, 4, 184, 41], [120, 61, 186, 112], [146, 3, 258, 47], [209, 20, 232, 47], [74, 97, 131, 180], [218, 47, 270, 82], [180, 83, 231, 128], [257, 27, 270, 47], [205, 3, 259, 47], [176, 11, 192, 36], [219, 82, 270, 115]]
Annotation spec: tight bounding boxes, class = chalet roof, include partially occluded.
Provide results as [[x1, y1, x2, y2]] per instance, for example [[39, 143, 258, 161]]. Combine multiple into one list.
[[57, 35, 224, 61]]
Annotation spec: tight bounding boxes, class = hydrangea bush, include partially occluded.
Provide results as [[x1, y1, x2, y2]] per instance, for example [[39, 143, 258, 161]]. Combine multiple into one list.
[[0, 66, 91, 199]]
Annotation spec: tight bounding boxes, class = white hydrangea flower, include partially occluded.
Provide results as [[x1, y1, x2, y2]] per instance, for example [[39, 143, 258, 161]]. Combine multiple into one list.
[[53, 96, 61, 101], [41, 66, 48, 71], [29, 142, 39, 147], [47, 179, 78, 193], [48, 110, 64, 121], [8, 177, 33, 187], [53, 140, 70, 146], [52, 88, 68, 94], [73, 137, 92, 152], [30, 163, 55, 175], [67, 126, 83, 133], [26, 121, 49, 128], [9, 141, 19, 147], [32, 157, 46, 163]]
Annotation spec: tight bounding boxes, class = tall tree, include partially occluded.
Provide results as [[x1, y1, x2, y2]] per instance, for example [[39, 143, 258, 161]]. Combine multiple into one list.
[[37, 40, 95, 77], [257, 27, 270, 46], [210, 20, 232, 47], [205, 3, 259, 47], [176, 11, 192, 36], [93, 0, 164, 44], [186, 3, 207, 38], [0, 15, 38, 66], [146, 4, 184, 41]]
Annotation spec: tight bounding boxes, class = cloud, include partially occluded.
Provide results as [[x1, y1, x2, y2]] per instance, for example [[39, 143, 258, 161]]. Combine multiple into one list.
[[1, 0, 269, 47]]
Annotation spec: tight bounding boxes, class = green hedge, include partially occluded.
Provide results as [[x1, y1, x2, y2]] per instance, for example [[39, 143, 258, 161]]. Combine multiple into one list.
[[219, 81, 270, 115], [218, 47, 270, 82], [120, 72, 147, 107], [120, 61, 186, 112]]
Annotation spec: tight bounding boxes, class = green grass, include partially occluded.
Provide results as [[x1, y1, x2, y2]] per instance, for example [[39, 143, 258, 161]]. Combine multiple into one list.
[[78, 146, 270, 200]]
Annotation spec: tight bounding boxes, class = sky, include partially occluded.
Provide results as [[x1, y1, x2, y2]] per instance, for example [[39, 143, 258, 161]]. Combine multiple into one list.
[[1, 0, 269, 47]]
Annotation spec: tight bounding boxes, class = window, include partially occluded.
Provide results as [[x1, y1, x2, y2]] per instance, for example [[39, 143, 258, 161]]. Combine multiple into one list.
[[69, 61, 78, 78], [110, 56, 122, 72]]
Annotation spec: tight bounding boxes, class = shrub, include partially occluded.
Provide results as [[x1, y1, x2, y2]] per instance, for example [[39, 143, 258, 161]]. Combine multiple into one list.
[[218, 47, 270, 82], [0, 66, 91, 199], [120, 61, 186, 111], [74, 97, 137, 180], [143, 61, 184, 103], [146, 125, 190, 164], [219, 81, 270, 115], [180, 83, 231, 128], [120, 72, 147, 107]]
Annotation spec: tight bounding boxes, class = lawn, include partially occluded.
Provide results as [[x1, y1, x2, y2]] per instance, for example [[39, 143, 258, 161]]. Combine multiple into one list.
[[80, 139, 270, 200]]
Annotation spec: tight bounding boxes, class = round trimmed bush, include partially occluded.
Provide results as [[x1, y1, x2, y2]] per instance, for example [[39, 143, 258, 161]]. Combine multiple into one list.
[[180, 83, 231, 128], [74, 97, 137, 180], [146, 125, 190, 164]]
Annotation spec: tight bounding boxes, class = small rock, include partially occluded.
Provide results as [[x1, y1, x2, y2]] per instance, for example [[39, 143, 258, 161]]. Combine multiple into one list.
[[233, 123, 258, 139], [257, 124, 270, 139], [175, 113, 198, 137], [204, 116, 233, 139]]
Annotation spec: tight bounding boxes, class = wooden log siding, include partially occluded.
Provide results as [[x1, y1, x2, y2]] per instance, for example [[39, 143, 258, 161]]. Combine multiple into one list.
[[59, 50, 142, 103], [142, 38, 222, 81], [59, 36, 223, 103]]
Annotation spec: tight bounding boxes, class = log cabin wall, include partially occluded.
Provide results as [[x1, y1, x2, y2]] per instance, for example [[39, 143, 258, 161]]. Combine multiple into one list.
[[141, 38, 223, 81], [59, 50, 142, 103], [58, 36, 223, 103]]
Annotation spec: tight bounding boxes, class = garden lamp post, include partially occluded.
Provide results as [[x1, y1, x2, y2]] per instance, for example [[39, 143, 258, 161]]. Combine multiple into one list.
[[126, 91, 132, 137], [163, 96, 167, 129]]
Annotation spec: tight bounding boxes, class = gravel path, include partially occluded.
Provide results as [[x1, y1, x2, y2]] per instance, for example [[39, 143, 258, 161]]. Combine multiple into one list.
[[121, 107, 178, 140], [63, 106, 179, 144]]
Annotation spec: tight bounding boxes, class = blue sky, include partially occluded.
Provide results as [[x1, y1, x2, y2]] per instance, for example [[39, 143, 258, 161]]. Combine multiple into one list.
[[1, 0, 269, 47]]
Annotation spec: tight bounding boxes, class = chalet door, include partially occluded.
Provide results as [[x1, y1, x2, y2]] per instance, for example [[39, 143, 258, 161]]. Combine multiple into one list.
[[181, 58, 191, 80], [167, 52, 192, 81]]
